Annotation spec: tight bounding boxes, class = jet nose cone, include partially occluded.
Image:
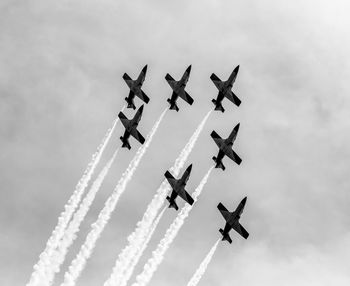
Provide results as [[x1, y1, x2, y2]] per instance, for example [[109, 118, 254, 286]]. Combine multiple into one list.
[[186, 65, 192, 73], [139, 104, 144, 112], [235, 123, 240, 130], [187, 164, 193, 172], [235, 65, 240, 72], [242, 196, 247, 203], [142, 65, 148, 73]]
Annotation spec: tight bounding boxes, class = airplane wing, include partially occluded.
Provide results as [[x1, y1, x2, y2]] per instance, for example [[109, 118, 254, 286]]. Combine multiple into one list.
[[232, 222, 249, 239], [210, 131, 223, 148], [164, 170, 177, 189], [122, 73, 133, 85], [135, 90, 150, 104], [177, 188, 194, 205], [224, 148, 242, 165], [118, 111, 130, 129], [225, 90, 241, 107], [217, 202, 231, 221], [210, 73, 223, 90], [178, 90, 194, 105], [130, 128, 145, 144], [165, 73, 176, 85]]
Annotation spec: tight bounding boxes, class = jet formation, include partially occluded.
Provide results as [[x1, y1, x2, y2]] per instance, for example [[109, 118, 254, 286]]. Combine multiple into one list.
[[119, 64, 248, 243]]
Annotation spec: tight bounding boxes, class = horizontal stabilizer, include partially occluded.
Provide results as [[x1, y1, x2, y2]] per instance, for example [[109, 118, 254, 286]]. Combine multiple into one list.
[[166, 196, 179, 211], [120, 135, 131, 150], [212, 156, 225, 170], [212, 100, 225, 112], [219, 228, 232, 244]]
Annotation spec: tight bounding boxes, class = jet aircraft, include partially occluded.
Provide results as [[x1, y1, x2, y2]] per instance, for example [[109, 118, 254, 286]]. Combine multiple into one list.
[[218, 197, 249, 243], [165, 65, 194, 111], [123, 65, 150, 109], [211, 123, 242, 170], [210, 65, 241, 112], [164, 164, 194, 210], [118, 105, 145, 150]]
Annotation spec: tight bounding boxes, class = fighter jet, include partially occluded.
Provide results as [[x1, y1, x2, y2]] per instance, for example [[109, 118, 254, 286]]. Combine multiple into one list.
[[164, 164, 194, 210], [211, 123, 242, 170], [165, 65, 194, 111], [118, 105, 145, 150], [123, 65, 150, 109], [218, 197, 249, 243], [210, 65, 241, 112]]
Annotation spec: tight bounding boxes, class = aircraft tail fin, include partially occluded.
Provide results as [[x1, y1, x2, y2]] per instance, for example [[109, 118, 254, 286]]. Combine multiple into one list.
[[127, 102, 136, 109], [219, 228, 232, 244], [120, 136, 131, 150], [166, 196, 179, 211], [212, 99, 225, 113], [167, 98, 179, 112], [212, 156, 225, 170]]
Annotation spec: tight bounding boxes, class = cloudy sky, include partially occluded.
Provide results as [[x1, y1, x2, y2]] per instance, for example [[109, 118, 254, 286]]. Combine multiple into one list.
[[1, 0, 350, 285]]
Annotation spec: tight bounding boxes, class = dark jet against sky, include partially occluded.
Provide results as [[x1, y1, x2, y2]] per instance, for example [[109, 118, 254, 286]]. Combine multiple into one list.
[[210, 65, 241, 112], [123, 65, 150, 109], [218, 197, 249, 243], [164, 164, 194, 210], [211, 123, 242, 170], [118, 105, 145, 150], [165, 65, 194, 111]]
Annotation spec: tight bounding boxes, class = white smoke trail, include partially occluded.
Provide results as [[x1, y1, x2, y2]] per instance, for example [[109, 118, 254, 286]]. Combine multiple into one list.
[[46, 147, 120, 285], [60, 108, 167, 286], [132, 166, 214, 286], [118, 207, 167, 286], [26, 108, 124, 286], [186, 239, 220, 286], [104, 110, 212, 286]]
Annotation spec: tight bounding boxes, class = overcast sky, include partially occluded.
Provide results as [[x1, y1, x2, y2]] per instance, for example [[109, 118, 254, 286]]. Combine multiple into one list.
[[1, 0, 350, 285]]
